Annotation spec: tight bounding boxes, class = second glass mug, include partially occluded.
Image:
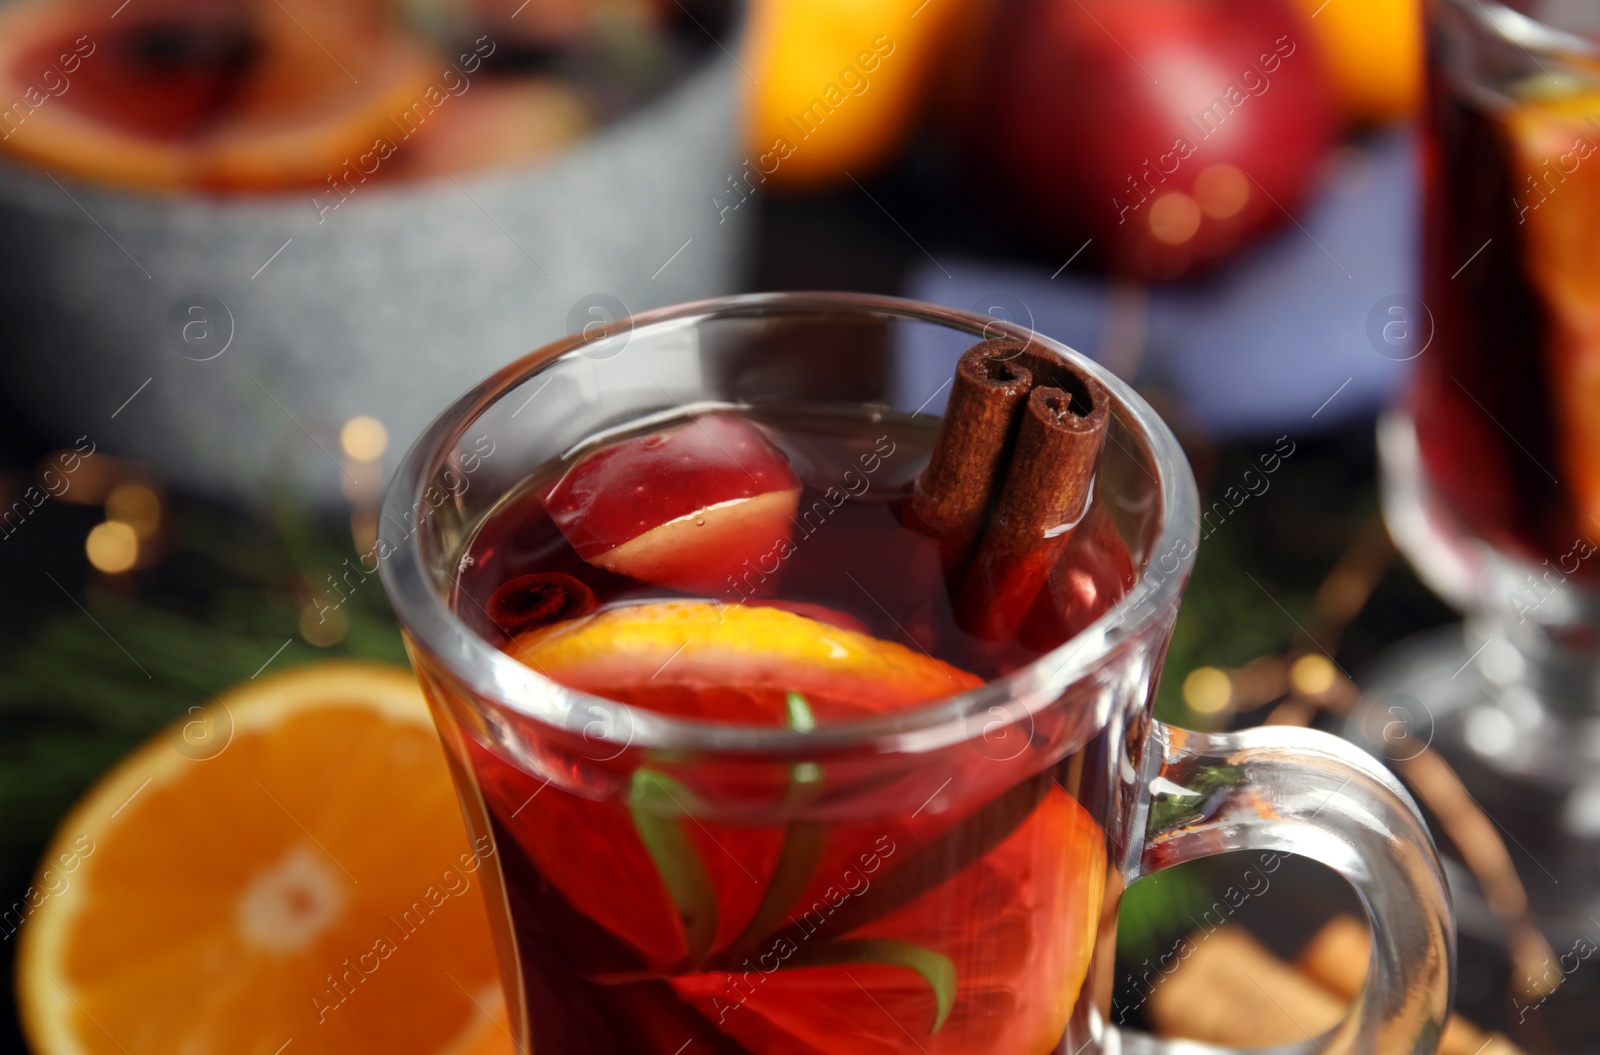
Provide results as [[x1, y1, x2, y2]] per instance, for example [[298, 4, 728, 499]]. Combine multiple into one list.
[[380, 294, 1454, 1054]]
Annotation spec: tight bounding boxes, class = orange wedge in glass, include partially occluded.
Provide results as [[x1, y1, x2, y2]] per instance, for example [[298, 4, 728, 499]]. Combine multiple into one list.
[[496, 600, 1104, 1052], [504, 600, 982, 725], [671, 785, 1106, 1055], [498, 601, 984, 967], [16, 663, 512, 1055], [1506, 88, 1600, 538]]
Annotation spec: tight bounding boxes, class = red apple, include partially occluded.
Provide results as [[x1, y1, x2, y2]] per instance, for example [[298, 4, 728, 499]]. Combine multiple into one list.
[[544, 414, 802, 594], [958, 0, 1336, 279]]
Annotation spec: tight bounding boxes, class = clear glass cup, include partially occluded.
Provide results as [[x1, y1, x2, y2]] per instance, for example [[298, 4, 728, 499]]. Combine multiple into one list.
[[381, 293, 1454, 1054], [1369, 0, 1600, 944]]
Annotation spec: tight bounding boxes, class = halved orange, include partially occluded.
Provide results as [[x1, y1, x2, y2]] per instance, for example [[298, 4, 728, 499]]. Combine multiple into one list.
[[17, 662, 514, 1055], [505, 600, 983, 726]]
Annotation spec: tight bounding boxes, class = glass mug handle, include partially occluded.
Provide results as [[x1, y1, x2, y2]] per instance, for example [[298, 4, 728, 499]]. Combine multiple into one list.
[[1123, 721, 1456, 1053]]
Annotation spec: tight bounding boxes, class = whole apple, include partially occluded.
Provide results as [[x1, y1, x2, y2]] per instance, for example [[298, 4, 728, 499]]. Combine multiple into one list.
[[962, 0, 1337, 278]]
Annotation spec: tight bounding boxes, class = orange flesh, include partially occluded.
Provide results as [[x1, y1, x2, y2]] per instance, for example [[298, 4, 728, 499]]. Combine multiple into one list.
[[494, 602, 1105, 1053], [19, 667, 509, 1055], [1508, 93, 1600, 538], [504, 601, 983, 725]]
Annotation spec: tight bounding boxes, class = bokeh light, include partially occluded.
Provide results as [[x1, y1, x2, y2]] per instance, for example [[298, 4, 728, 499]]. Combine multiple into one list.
[[340, 417, 388, 463], [1148, 192, 1202, 246], [299, 602, 349, 648], [105, 483, 162, 540], [85, 521, 139, 574], [1290, 654, 1337, 696], [1194, 163, 1250, 219], [1183, 666, 1233, 715]]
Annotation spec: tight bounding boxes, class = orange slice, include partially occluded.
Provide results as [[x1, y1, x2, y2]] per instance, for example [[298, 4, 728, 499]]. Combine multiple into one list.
[[489, 601, 1102, 1052], [504, 600, 983, 725], [495, 601, 982, 970], [670, 785, 1106, 1054], [16, 662, 513, 1055], [1506, 88, 1600, 538]]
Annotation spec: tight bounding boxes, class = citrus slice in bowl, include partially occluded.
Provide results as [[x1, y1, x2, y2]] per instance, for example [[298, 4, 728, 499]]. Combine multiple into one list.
[[16, 662, 513, 1055], [0, 0, 437, 192]]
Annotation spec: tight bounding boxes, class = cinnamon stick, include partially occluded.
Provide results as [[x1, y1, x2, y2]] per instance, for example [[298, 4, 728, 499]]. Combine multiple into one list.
[[906, 340, 1036, 572], [956, 369, 1110, 639], [906, 338, 1111, 639], [1146, 926, 1345, 1047], [486, 572, 598, 634], [1297, 916, 1524, 1055], [1148, 919, 1523, 1055]]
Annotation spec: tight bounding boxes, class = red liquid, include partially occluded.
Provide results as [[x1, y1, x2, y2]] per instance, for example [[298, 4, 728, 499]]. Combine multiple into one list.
[[1413, 52, 1600, 573], [443, 408, 1135, 1054], [457, 411, 1132, 679]]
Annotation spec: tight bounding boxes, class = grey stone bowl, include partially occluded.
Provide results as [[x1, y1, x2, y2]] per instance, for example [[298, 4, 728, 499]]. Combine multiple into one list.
[[0, 55, 750, 508]]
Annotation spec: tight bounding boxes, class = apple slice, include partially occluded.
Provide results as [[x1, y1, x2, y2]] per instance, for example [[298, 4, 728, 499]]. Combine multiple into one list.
[[544, 414, 802, 594]]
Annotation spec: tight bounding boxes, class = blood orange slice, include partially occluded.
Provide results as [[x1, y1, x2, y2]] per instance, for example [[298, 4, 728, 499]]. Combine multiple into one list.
[[0, 0, 436, 191]]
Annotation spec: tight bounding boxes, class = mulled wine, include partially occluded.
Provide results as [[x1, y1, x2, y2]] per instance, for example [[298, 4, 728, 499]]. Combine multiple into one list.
[[442, 382, 1135, 1052], [1413, 29, 1600, 573], [384, 292, 1456, 1055], [455, 408, 1133, 682]]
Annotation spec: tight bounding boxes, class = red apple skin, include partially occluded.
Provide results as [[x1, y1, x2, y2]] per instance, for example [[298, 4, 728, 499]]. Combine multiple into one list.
[[544, 414, 802, 594], [961, 0, 1336, 279]]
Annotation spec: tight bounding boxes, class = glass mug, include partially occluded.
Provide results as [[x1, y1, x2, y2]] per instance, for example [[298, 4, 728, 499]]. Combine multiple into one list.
[[380, 293, 1455, 1054], [1365, 0, 1600, 950]]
